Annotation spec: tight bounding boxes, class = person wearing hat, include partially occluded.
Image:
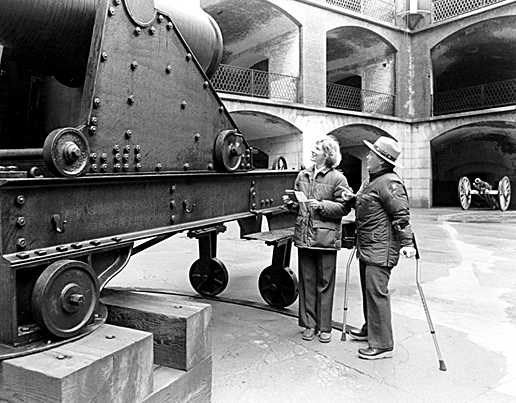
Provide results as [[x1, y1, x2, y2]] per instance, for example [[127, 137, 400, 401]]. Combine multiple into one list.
[[341, 136, 416, 359], [283, 136, 352, 343]]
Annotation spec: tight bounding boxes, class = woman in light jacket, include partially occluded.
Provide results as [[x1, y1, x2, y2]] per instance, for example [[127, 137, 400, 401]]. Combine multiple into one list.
[[285, 136, 351, 343]]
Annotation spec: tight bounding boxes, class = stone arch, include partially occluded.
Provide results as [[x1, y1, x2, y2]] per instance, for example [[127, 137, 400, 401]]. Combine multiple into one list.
[[326, 124, 393, 192], [230, 110, 303, 169], [431, 120, 516, 208]]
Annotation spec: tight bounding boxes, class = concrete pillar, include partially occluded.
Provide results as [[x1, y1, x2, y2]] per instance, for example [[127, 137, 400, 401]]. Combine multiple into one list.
[[299, 22, 326, 107]]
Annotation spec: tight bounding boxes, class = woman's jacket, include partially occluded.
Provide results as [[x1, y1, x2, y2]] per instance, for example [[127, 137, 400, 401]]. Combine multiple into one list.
[[292, 166, 351, 250], [355, 170, 413, 267]]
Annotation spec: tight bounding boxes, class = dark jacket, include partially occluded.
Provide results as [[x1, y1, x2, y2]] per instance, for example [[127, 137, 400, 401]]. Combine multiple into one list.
[[355, 170, 413, 267], [292, 166, 351, 250]]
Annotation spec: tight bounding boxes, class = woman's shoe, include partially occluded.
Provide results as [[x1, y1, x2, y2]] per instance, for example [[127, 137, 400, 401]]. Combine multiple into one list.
[[348, 326, 368, 341], [318, 332, 332, 343], [302, 328, 316, 341], [358, 346, 393, 360]]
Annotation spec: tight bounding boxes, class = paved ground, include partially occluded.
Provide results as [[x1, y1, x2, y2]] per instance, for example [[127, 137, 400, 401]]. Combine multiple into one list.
[[110, 208, 516, 403]]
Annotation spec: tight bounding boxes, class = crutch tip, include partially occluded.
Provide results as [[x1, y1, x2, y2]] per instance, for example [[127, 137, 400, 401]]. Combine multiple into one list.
[[439, 360, 447, 371], [340, 334, 347, 342]]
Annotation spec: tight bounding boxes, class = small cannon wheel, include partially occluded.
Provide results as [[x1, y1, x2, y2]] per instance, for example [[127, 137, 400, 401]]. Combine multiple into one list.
[[458, 176, 472, 210], [213, 130, 245, 172], [258, 266, 298, 308], [189, 257, 228, 297], [43, 128, 90, 177], [31, 260, 99, 338], [498, 176, 511, 211]]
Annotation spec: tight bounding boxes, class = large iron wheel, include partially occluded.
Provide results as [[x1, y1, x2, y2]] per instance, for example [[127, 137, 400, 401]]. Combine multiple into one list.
[[31, 260, 99, 338], [458, 176, 471, 210], [498, 176, 511, 211], [43, 127, 90, 177], [258, 266, 298, 308], [189, 257, 229, 297]]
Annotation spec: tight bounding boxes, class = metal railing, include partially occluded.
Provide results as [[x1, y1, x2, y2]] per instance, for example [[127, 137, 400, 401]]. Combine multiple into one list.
[[211, 64, 299, 102], [432, 0, 505, 22], [325, 0, 396, 24], [433, 78, 516, 115], [326, 82, 395, 115]]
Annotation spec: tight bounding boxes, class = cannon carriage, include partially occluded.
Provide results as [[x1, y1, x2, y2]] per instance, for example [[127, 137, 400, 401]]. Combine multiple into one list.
[[458, 176, 511, 211], [0, 0, 298, 359]]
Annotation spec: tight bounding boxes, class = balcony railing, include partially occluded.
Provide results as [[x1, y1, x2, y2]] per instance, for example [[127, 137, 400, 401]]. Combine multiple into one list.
[[432, 0, 506, 22], [325, 0, 396, 24], [327, 83, 395, 115], [211, 64, 298, 103], [433, 78, 516, 115]]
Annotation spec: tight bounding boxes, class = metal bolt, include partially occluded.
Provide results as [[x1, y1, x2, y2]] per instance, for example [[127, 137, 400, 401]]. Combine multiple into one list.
[[155, 163, 162, 171], [135, 154, 142, 162], [207, 163, 214, 170], [149, 26, 156, 35], [157, 14, 164, 23], [170, 215, 176, 224], [125, 129, 132, 139], [170, 185, 176, 193], [123, 145, 131, 153], [218, 106, 224, 113], [90, 116, 98, 125], [105, 335, 116, 339], [16, 217, 25, 227], [169, 200, 175, 209], [113, 145, 121, 153], [16, 238, 27, 250], [185, 53, 192, 62], [114, 163, 121, 171], [90, 153, 97, 161], [35, 250, 47, 256], [15, 195, 25, 206], [260, 200, 265, 207], [90, 164, 98, 171], [16, 252, 29, 259], [127, 95, 135, 105], [56, 354, 66, 360], [89, 126, 97, 135], [113, 0, 121, 5], [246, 163, 251, 169], [134, 145, 141, 152], [100, 153, 108, 161], [71, 243, 82, 249], [93, 97, 101, 108], [114, 153, 121, 161], [101, 163, 108, 171], [181, 101, 187, 109], [69, 293, 85, 305], [135, 163, 142, 170], [165, 65, 172, 74], [90, 240, 101, 246], [57, 245, 68, 252], [108, 7, 115, 16], [112, 236, 122, 242], [122, 155, 129, 162], [166, 22, 173, 30], [203, 81, 209, 89], [130, 61, 138, 70], [123, 163, 129, 171], [101, 52, 108, 62], [134, 27, 141, 36], [194, 133, 201, 142], [29, 166, 42, 177], [183, 163, 190, 170], [270, 198, 274, 204]]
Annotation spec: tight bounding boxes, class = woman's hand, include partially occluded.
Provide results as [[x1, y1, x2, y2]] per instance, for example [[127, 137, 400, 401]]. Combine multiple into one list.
[[306, 199, 321, 210]]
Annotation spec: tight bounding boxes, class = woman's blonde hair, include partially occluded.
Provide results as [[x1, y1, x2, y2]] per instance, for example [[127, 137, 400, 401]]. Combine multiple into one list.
[[316, 135, 342, 168]]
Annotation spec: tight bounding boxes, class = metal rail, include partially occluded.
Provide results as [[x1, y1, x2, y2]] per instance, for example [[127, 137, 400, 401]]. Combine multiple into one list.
[[326, 82, 395, 115], [325, 0, 396, 24], [432, 0, 506, 22]]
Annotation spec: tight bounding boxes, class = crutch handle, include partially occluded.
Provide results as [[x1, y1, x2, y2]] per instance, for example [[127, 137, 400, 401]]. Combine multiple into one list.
[[412, 233, 420, 260]]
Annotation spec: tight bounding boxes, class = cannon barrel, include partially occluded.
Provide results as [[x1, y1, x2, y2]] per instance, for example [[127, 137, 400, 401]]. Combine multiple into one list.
[[0, 0, 222, 84]]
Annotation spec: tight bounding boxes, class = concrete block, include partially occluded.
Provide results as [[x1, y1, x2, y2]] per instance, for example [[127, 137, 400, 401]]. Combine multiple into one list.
[[0, 324, 153, 403], [102, 289, 211, 371], [143, 356, 212, 403]]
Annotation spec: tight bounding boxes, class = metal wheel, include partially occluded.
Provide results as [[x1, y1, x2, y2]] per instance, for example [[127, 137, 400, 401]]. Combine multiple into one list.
[[458, 176, 472, 210], [31, 260, 99, 338], [498, 176, 511, 211], [258, 266, 298, 308], [189, 257, 229, 297], [213, 130, 245, 172], [43, 127, 90, 177]]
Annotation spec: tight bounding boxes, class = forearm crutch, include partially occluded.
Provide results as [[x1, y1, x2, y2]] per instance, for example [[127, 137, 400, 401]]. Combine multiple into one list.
[[413, 234, 447, 371], [340, 246, 356, 341]]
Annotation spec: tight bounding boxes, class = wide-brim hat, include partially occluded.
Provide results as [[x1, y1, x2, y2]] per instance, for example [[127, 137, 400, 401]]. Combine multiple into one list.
[[363, 137, 402, 168]]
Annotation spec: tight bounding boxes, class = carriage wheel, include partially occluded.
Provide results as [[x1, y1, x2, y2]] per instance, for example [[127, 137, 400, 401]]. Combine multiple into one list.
[[258, 266, 298, 308], [189, 257, 229, 297], [458, 176, 472, 210], [498, 176, 511, 211]]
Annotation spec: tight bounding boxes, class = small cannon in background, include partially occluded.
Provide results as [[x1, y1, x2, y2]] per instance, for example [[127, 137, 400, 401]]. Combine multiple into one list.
[[458, 176, 511, 211], [0, 0, 297, 358]]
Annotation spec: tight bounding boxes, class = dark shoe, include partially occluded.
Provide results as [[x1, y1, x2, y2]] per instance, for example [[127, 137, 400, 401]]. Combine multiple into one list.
[[302, 328, 316, 341], [358, 346, 393, 360], [318, 332, 331, 343], [348, 327, 368, 341]]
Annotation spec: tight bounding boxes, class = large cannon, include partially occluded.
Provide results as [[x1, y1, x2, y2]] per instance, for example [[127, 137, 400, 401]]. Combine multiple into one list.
[[0, 0, 297, 358]]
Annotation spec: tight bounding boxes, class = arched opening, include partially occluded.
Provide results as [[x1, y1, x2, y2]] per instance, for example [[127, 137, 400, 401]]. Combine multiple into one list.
[[326, 26, 397, 115], [202, 0, 300, 102], [230, 110, 302, 170], [432, 16, 516, 115], [431, 121, 516, 208], [327, 124, 394, 192]]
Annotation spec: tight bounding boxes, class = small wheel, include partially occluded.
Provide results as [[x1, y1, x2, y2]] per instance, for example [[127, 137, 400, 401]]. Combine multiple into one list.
[[31, 260, 99, 338], [43, 127, 90, 177], [458, 176, 471, 210], [498, 176, 511, 211], [258, 266, 298, 308], [189, 257, 228, 297], [213, 130, 245, 172]]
